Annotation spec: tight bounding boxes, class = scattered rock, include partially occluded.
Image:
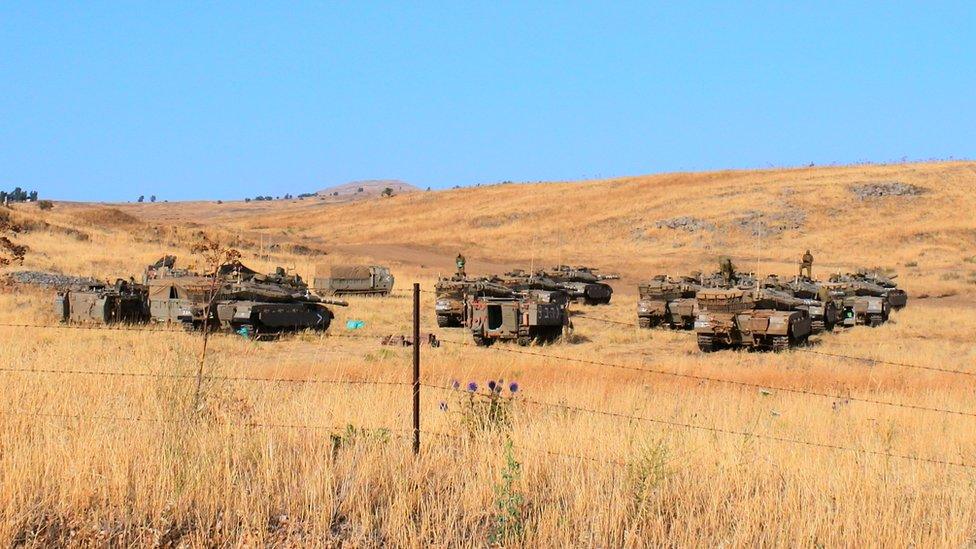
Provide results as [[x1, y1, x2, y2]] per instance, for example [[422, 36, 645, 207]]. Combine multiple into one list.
[[5, 271, 99, 289], [654, 216, 714, 232], [851, 182, 927, 200], [733, 209, 806, 236]]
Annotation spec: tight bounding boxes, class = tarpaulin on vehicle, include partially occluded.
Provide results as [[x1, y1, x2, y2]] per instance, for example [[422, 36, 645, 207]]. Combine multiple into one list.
[[330, 265, 372, 279]]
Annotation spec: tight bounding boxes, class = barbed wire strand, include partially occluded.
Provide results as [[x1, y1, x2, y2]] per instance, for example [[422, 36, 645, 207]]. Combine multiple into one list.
[[421, 382, 976, 470], [436, 339, 976, 419]]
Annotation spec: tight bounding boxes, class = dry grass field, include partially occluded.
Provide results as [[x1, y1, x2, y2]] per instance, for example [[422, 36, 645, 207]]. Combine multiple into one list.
[[1, 161, 975, 545]]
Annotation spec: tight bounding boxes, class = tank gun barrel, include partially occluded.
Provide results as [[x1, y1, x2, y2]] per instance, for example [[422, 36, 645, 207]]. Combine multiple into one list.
[[318, 297, 349, 307]]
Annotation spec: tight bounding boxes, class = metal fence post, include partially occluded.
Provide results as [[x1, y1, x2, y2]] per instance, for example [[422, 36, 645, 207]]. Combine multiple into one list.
[[412, 282, 420, 454]]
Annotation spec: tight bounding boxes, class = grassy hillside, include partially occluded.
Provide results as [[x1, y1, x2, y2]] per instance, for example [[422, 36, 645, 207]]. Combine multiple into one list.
[[0, 161, 974, 545]]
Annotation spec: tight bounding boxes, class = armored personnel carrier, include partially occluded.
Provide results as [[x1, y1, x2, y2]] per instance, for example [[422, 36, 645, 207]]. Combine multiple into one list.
[[694, 288, 812, 352], [314, 264, 395, 296], [56, 279, 150, 325], [541, 265, 614, 305], [467, 284, 571, 346], [145, 257, 347, 334], [636, 275, 699, 329]]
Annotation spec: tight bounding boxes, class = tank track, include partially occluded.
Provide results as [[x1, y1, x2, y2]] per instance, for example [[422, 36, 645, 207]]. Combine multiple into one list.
[[697, 334, 715, 353]]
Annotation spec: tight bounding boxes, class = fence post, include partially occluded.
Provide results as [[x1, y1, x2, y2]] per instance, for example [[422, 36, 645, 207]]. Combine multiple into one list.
[[412, 282, 421, 454]]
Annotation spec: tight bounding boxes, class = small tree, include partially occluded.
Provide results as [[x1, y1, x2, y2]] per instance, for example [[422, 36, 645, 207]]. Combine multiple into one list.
[[149, 195, 157, 203], [137, 195, 145, 203], [189, 235, 241, 412], [381, 187, 394, 197], [28, 191, 37, 202], [356, 187, 364, 193], [37, 200, 54, 210]]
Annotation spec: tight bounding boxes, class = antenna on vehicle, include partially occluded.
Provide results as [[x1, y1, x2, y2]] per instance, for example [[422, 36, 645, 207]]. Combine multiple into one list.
[[755, 213, 762, 279]]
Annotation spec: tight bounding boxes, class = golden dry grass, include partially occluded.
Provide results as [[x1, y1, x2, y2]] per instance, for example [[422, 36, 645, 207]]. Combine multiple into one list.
[[0, 161, 975, 545]]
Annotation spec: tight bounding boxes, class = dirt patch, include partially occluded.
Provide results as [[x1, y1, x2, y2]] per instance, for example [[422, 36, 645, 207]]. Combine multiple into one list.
[[71, 207, 143, 228], [851, 182, 927, 200]]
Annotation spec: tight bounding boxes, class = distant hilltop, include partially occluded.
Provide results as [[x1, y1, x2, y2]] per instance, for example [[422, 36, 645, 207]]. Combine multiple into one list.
[[316, 179, 421, 198]]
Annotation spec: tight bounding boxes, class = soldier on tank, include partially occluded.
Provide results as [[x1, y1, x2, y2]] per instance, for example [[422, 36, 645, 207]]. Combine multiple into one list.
[[720, 257, 736, 286], [455, 253, 466, 278], [800, 250, 814, 279]]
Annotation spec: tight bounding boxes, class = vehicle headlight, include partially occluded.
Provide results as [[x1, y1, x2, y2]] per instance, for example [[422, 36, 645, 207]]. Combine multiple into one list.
[[435, 300, 452, 311]]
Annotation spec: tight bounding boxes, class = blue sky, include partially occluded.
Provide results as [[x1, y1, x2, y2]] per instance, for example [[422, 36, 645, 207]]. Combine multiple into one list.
[[1, 2, 973, 201]]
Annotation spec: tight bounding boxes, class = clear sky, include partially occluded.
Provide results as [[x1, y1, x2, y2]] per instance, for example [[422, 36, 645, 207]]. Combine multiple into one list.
[[1, 2, 973, 201]]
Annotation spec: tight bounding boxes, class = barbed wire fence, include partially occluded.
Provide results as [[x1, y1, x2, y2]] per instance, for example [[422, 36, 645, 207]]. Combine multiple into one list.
[[0, 285, 974, 472]]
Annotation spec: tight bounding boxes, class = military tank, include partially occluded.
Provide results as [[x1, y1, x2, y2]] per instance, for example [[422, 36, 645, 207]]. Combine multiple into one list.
[[636, 275, 699, 329], [759, 275, 838, 334], [694, 288, 812, 352], [541, 265, 614, 305], [145, 257, 347, 334], [56, 279, 150, 325], [826, 274, 894, 328], [434, 275, 484, 328], [851, 269, 908, 309], [466, 282, 572, 346]]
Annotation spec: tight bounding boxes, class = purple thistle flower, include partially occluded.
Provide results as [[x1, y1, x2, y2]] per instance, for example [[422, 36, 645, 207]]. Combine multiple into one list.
[[451, 379, 460, 390], [509, 382, 519, 394], [467, 381, 478, 392], [488, 380, 497, 392], [438, 401, 448, 412]]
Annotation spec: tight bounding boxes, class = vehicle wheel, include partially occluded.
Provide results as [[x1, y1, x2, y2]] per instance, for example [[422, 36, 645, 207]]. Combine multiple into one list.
[[811, 320, 825, 334], [436, 314, 451, 328], [517, 335, 531, 347], [697, 334, 715, 353], [868, 314, 884, 327], [638, 317, 652, 329], [473, 333, 488, 347]]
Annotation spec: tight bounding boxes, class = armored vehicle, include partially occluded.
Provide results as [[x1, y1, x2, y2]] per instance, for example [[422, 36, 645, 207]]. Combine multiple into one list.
[[146, 257, 347, 335], [636, 276, 699, 329], [489, 270, 570, 306], [694, 288, 812, 352], [434, 275, 483, 327], [56, 279, 150, 325], [467, 291, 571, 346], [852, 270, 908, 309], [826, 274, 893, 327], [541, 265, 614, 305], [314, 264, 394, 296], [759, 276, 839, 334]]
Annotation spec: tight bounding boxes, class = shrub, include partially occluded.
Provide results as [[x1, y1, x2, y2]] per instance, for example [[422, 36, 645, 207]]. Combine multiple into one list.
[[37, 200, 54, 210]]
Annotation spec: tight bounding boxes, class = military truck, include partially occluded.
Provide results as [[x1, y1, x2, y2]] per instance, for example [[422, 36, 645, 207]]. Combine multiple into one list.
[[314, 264, 394, 296], [146, 257, 347, 334], [541, 265, 614, 305], [56, 279, 150, 325], [467, 291, 571, 346], [636, 275, 699, 329], [694, 288, 812, 352]]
